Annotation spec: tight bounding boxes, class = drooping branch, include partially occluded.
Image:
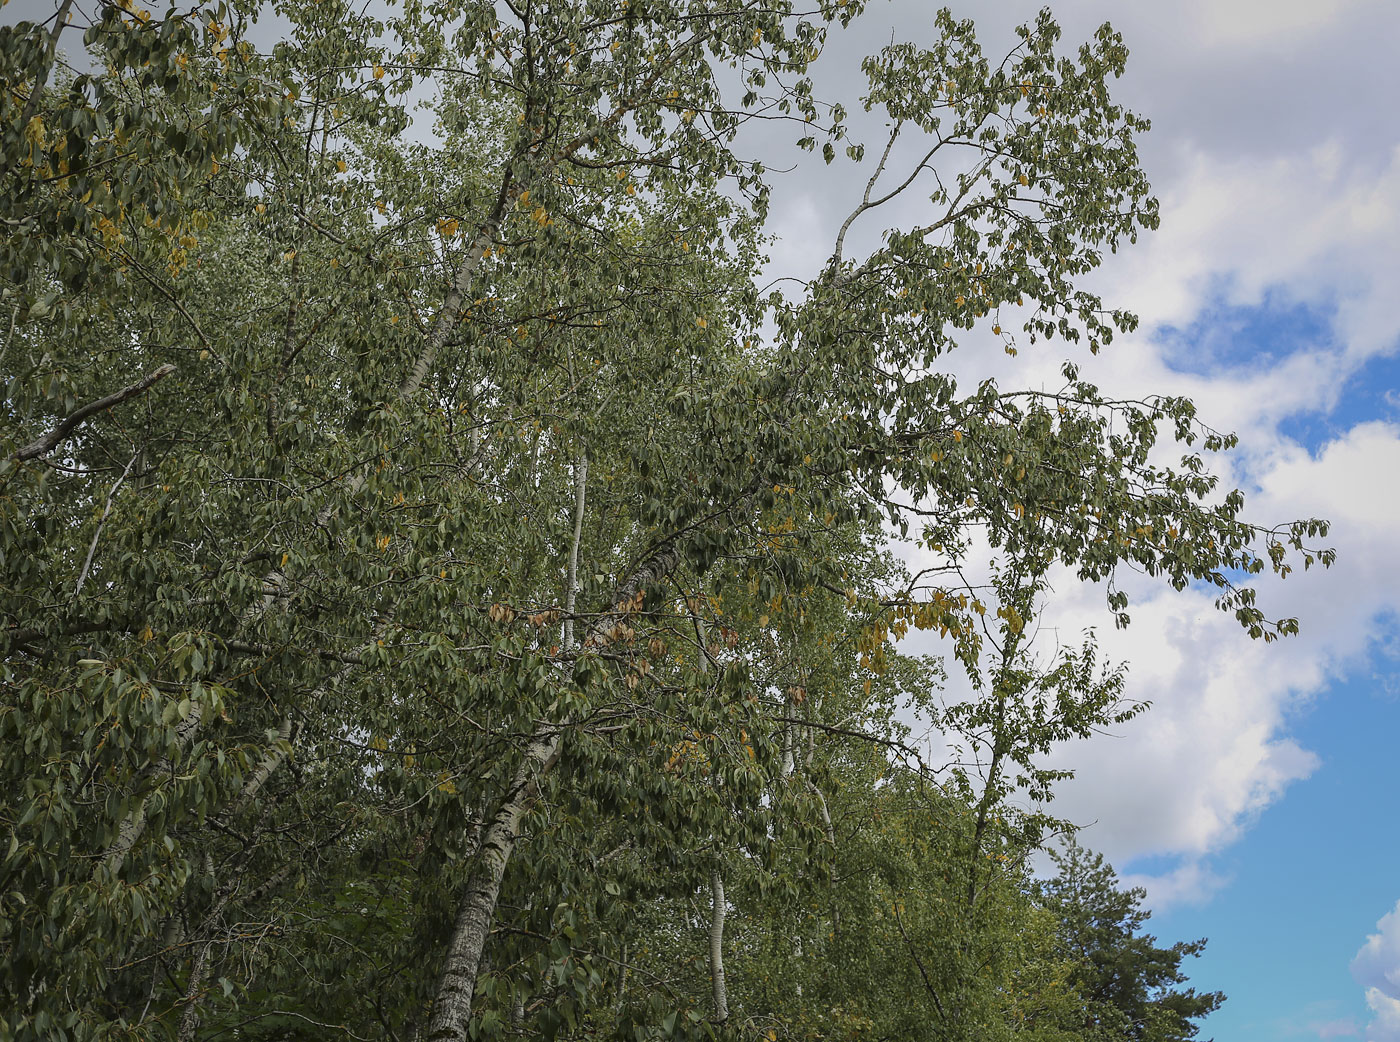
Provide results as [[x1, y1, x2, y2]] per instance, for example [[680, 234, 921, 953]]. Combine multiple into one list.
[[11, 364, 175, 463]]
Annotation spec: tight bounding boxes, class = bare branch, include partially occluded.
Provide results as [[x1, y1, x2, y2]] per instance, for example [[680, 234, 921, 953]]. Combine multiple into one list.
[[11, 364, 176, 463]]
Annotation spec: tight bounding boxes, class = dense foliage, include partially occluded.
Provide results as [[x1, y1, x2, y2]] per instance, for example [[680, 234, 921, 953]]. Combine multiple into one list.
[[1036, 840, 1225, 1041], [1, 0, 1327, 1039]]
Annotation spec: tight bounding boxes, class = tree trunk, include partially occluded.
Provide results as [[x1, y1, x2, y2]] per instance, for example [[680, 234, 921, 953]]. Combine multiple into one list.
[[99, 704, 203, 879], [709, 868, 729, 1022], [176, 937, 214, 1042], [425, 729, 560, 1042], [424, 534, 685, 1041]]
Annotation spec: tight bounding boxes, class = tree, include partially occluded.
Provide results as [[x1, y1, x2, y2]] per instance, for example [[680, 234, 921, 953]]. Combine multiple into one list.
[[1, 1, 1325, 1040], [1036, 839, 1226, 1041]]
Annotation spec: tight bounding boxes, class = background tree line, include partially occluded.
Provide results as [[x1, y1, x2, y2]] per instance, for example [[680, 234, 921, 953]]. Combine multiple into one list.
[[1, 0, 1325, 1038]]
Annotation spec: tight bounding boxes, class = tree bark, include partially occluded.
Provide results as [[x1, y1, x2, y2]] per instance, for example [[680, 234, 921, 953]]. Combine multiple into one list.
[[99, 704, 204, 879], [562, 456, 588, 651], [709, 868, 729, 1022], [425, 729, 560, 1042], [424, 536, 685, 1040], [176, 935, 214, 1042]]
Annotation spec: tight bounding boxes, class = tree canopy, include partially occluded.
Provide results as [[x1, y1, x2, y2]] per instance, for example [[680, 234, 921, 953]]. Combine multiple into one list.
[[0, 1, 1328, 1040]]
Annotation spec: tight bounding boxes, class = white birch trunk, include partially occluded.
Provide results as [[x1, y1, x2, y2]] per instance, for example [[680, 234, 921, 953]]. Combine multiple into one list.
[[425, 449, 590, 1042], [99, 704, 204, 879], [780, 725, 795, 779], [176, 936, 214, 1042], [425, 730, 560, 1042], [422, 535, 688, 1042], [709, 868, 729, 1022], [562, 457, 588, 651]]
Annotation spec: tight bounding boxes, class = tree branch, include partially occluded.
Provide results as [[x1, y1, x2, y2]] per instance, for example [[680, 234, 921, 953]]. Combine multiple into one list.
[[11, 364, 175, 462]]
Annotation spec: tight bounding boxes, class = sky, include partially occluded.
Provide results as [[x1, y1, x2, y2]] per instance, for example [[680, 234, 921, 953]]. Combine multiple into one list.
[[747, 2, 1400, 1039], [6, 0, 1398, 1037]]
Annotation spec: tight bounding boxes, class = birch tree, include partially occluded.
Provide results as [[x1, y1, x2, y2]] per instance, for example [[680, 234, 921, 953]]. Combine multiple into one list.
[[1, 1, 1328, 1040]]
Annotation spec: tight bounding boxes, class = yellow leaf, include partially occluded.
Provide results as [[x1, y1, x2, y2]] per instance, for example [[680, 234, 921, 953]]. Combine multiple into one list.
[[336, 159, 347, 173], [373, 64, 386, 79]]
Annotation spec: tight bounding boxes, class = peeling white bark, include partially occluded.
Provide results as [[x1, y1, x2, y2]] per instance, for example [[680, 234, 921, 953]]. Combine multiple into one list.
[[562, 456, 588, 652]]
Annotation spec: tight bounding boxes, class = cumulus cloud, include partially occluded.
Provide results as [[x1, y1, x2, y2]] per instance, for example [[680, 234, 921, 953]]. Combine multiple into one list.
[[1032, 419, 1400, 907], [1119, 859, 1231, 911], [1354, 902, 1400, 1042]]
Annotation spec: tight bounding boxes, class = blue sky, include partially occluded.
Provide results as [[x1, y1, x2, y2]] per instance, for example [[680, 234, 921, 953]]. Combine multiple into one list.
[[754, 2, 1400, 1039], [1149, 663, 1400, 1041], [1123, 287, 1400, 1040]]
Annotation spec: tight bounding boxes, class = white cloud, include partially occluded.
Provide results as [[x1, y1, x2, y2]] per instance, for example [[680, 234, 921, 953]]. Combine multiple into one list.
[[1119, 859, 1231, 911], [1034, 419, 1400, 907], [1313, 1019, 1362, 1040], [1354, 902, 1400, 1042]]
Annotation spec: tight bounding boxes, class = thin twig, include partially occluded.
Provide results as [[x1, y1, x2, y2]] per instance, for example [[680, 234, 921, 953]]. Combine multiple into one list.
[[73, 452, 138, 600]]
